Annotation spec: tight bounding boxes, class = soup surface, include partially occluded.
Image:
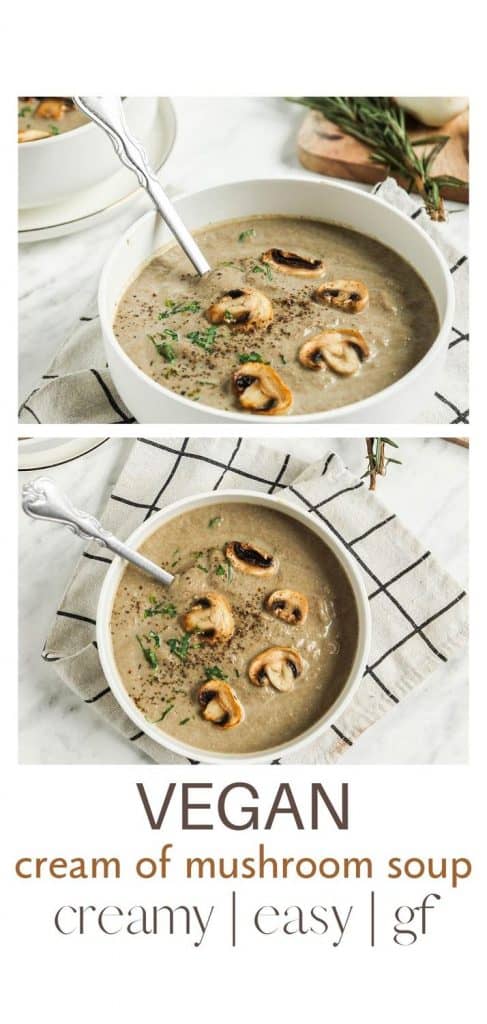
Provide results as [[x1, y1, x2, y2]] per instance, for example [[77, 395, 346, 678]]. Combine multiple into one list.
[[18, 98, 88, 142], [110, 502, 359, 755], [113, 215, 439, 416]]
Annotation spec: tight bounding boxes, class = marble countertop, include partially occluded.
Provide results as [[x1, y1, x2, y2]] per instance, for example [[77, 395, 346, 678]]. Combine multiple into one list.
[[18, 437, 468, 765], [18, 97, 469, 402]]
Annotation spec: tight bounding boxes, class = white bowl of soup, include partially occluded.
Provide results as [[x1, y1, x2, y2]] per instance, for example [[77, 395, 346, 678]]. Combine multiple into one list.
[[18, 96, 158, 208], [96, 489, 371, 763], [98, 177, 454, 424]]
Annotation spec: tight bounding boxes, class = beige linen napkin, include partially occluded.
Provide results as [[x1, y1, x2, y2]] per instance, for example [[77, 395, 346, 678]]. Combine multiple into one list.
[[20, 179, 468, 425], [43, 437, 468, 764]]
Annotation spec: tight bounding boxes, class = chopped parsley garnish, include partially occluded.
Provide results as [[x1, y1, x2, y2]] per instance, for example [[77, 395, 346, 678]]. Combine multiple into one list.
[[238, 352, 266, 364], [208, 516, 223, 528], [144, 598, 177, 619], [279, 353, 287, 364], [179, 717, 191, 726], [19, 106, 33, 116], [187, 326, 218, 351], [215, 560, 233, 582], [153, 703, 174, 723], [146, 630, 161, 648], [49, 124, 60, 135], [158, 299, 201, 320], [224, 310, 235, 322], [196, 564, 209, 573], [204, 666, 228, 681], [136, 634, 158, 669], [238, 228, 256, 242], [167, 632, 192, 661], [252, 262, 273, 281], [148, 332, 178, 362]]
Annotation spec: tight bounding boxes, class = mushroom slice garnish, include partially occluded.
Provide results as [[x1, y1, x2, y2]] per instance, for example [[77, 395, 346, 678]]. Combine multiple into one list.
[[233, 362, 292, 415], [206, 287, 273, 331], [249, 646, 303, 692], [266, 589, 309, 625], [182, 592, 235, 644], [18, 129, 51, 143], [261, 248, 326, 278], [36, 98, 70, 120], [198, 680, 244, 729], [299, 329, 370, 377], [225, 541, 278, 577], [314, 279, 369, 313]]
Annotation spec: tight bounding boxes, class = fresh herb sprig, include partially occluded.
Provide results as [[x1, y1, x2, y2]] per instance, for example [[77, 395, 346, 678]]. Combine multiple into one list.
[[363, 437, 401, 490], [287, 97, 466, 221]]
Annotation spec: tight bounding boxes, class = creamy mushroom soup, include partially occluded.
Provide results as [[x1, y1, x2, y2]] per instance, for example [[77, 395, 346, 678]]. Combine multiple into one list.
[[110, 502, 359, 755], [113, 215, 439, 416], [18, 98, 88, 142]]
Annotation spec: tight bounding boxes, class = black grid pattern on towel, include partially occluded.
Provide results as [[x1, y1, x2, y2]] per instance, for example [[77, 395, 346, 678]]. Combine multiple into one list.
[[44, 438, 467, 765]]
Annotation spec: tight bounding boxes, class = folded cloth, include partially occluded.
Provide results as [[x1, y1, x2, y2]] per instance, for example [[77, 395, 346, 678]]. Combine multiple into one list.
[[19, 178, 468, 425], [43, 437, 468, 764]]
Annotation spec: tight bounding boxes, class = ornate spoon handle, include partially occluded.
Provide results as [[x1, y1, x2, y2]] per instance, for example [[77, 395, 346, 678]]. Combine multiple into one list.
[[73, 96, 210, 277], [22, 477, 174, 587]]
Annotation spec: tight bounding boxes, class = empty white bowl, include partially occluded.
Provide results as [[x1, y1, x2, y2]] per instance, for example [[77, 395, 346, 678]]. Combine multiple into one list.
[[98, 177, 455, 424], [96, 489, 371, 763]]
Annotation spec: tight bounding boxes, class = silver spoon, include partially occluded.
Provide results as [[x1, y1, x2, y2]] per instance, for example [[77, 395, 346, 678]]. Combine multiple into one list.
[[22, 478, 174, 587], [73, 95, 210, 277]]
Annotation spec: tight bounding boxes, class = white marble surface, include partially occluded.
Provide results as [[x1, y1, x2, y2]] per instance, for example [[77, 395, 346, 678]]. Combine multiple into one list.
[[18, 97, 469, 403], [18, 437, 468, 764]]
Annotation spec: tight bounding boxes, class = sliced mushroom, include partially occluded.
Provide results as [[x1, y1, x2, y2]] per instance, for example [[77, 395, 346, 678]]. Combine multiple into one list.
[[261, 249, 326, 278], [206, 287, 273, 331], [36, 98, 70, 120], [299, 329, 370, 376], [198, 680, 244, 728], [182, 592, 234, 644], [18, 129, 51, 143], [233, 362, 292, 415], [249, 647, 304, 692], [225, 541, 278, 577], [266, 589, 309, 625], [314, 279, 369, 313]]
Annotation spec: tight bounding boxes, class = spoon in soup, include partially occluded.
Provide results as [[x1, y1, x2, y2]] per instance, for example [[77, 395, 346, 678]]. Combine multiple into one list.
[[73, 95, 211, 277], [22, 477, 174, 587]]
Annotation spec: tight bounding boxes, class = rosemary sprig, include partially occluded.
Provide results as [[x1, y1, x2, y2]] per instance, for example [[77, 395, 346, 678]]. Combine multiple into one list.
[[364, 437, 401, 490], [288, 97, 466, 221]]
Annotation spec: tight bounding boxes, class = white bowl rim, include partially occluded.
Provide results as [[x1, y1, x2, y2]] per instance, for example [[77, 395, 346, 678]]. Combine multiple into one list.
[[96, 487, 371, 763], [99, 175, 455, 424]]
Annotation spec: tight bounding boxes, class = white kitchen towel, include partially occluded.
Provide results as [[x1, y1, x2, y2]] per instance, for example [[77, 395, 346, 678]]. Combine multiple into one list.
[[19, 178, 468, 425], [43, 438, 468, 764]]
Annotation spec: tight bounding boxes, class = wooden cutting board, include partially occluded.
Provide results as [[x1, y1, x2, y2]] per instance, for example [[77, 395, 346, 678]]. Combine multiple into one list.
[[298, 108, 469, 203]]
